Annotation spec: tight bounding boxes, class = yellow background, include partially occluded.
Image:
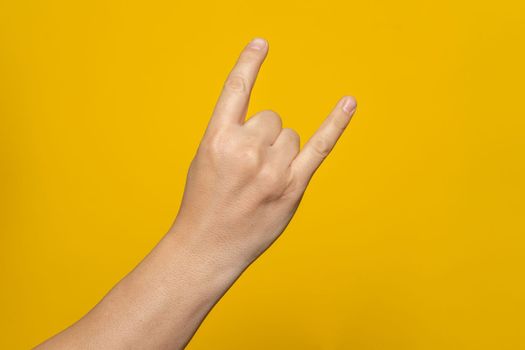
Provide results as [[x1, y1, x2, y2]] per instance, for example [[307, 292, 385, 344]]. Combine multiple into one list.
[[1, 0, 524, 349]]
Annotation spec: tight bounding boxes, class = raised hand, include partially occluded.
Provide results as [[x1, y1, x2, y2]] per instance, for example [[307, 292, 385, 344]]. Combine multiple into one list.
[[172, 37, 357, 269]]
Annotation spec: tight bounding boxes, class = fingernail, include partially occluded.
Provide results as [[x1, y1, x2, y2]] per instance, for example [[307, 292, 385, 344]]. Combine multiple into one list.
[[248, 37, 267, 50], [342, 96, 357, 115]]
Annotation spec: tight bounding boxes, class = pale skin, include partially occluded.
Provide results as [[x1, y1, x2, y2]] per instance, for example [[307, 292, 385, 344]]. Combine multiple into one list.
[[35, 38, 357, 350]]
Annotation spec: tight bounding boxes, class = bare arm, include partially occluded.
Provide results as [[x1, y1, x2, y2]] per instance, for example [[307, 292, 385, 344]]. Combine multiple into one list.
[[35, 38, 357, 350]]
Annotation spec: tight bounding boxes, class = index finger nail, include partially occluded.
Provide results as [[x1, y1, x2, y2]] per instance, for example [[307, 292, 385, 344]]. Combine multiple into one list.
[[247, 37, 267, 50]]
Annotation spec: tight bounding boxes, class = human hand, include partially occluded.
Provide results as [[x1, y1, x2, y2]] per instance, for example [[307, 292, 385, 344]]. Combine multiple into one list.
[[171, 38, 357, 271]]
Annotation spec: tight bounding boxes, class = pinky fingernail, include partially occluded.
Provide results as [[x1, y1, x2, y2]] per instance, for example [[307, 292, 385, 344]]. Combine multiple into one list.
[[342, 97, 357, 114]]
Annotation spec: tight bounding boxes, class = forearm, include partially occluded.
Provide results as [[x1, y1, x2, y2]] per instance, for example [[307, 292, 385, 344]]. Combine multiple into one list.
[[35, 222, 246, 350]]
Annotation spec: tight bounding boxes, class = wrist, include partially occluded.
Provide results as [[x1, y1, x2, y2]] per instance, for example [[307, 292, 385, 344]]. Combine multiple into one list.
[[163, 219, 249, 292]]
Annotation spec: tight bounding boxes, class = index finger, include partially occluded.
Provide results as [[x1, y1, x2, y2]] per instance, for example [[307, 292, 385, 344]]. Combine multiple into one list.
[[291, 96, 357, 188], [209, 38, 269, 127]]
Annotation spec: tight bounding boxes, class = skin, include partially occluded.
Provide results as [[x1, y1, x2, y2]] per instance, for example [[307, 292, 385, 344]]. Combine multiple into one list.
[[35, 37, 357, 350]]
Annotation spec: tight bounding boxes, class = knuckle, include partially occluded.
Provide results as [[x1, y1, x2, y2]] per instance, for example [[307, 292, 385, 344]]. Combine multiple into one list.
[[265, 110, 282, 125], [258, 165, 281, 187], [283, 128, 300, 143], [201, 133, 228, 158], [224, 75, 246, 92], [237, 146, 262, 171], [201, 129, 240, 156], [201, 133, 264, 173], [253, 110, 281, 129], [311, 136, 332, 158], [281, 172, 304, 199]]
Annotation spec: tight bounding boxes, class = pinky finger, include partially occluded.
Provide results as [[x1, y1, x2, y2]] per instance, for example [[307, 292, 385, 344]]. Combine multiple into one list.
[[291, 96, 357, 188]]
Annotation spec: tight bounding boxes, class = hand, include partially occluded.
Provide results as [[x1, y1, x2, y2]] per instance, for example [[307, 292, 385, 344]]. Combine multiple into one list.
[[171, 38, 357, 270]]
